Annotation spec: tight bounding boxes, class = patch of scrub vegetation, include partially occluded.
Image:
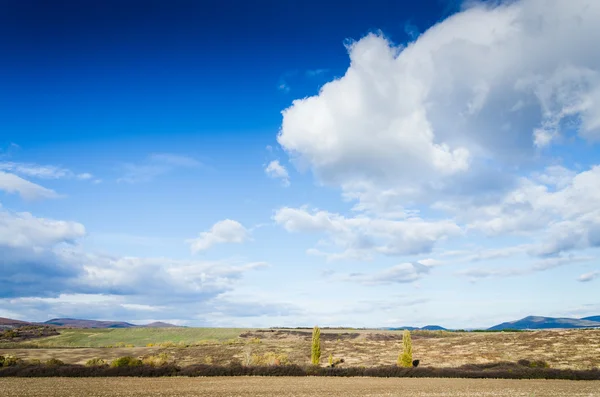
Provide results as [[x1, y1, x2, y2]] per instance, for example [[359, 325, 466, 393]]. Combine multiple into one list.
[[110, 356, 143, 367], [85, 358, 107, 367], [13, 328, 251, 348]]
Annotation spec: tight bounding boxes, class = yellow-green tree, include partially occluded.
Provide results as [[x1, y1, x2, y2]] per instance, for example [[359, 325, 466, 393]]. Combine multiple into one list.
[[398, 330, 413, 367], [311, 326, 321, 365]]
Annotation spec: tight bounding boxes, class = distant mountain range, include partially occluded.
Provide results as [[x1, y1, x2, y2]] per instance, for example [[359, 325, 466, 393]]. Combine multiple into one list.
[[487, 316, 600, 330], [0, 317, 181, 329], [44, 318, 137, 328], [3, 315, 600, 330]]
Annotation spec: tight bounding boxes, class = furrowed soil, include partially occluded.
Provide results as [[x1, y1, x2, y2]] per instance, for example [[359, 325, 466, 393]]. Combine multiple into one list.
[[2, 328, 600, 369], [1, 377, 599, 397]]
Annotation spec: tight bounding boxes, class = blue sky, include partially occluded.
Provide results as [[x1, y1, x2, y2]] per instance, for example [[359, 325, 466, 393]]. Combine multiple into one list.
[[1, 0, 600, 328]]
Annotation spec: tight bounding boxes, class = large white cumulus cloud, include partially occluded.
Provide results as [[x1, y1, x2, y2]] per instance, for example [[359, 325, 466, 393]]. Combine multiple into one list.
[[274, 0, 600, 282], [278, 0, 600, 202]]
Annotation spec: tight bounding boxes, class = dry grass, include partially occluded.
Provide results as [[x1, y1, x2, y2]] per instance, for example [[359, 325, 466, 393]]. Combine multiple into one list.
[[1, 377, 599, 396], [2, 328, 600, 369]]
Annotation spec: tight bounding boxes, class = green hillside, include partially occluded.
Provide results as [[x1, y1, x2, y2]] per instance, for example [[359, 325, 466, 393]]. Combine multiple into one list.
[[12, 327, 250, 348]]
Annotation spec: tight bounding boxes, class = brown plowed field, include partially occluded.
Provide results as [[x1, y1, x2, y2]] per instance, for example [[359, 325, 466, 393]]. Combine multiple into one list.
[[1, 377, 599, 397]]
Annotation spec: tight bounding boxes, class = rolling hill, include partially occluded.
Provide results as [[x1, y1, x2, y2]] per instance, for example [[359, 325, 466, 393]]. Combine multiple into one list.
[[581, 315, 600, 322], [1, 317, 181, 329], [421, 325, 447, 331], [488, 316, 600, 330], [44, 318, 137, 328], [384, 325, 447, 331], [0, 317, 35, 329], [43, 318, 181, 328], [143, 321, 180, 328]]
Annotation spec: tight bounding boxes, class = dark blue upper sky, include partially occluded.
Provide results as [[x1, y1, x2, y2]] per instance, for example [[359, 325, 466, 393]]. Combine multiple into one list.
[[0, 0, 460, 144]]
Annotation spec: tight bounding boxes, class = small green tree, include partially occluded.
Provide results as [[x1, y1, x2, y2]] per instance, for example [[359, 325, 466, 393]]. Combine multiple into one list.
[[398, 330, 413, 367], [311, 326, 321, 365]]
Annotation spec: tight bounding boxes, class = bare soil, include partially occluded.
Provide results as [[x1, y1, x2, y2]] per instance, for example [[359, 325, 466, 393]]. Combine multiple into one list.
[[1, 377, 599, 396]]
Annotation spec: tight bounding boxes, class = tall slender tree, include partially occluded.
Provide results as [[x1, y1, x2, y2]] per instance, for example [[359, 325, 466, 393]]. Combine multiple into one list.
[[311, 326, 321, 365], [398, 330, 413, 367]]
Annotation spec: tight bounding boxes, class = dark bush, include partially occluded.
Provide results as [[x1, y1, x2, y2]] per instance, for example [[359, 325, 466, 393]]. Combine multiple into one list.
[[0, 361, 598, 380]]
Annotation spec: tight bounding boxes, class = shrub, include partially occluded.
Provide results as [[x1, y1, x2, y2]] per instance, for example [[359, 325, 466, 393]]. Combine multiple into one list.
[[2, 329, 18, 339], [45, 358, 65, 367], [159, 341, 177, 348], [85, 358, 107, 367], [110, 356, 143, 368], [398, 330, 413, 367], [204, 356, 213, 365], [242, 348, 253, 366], [142, 353, 171, 367], [311, 326, 321, 365], [2, 355, 21, 367], [250, 352, 289, 366], [146, 343, 155, 347], [0, 356, 4, 366], [125, 344, 135, 348], [517, 359, 550, 368], [328, 353, 334, 367]]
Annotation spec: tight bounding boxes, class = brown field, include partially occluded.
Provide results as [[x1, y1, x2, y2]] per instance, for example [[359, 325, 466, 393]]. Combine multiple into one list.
[[2, 328, 600, 369], [1, 377, 599, 396]]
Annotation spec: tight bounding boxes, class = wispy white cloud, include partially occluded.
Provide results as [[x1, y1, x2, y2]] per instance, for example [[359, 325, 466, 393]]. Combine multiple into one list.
[[0, 171, 61, 200], [0, 208, 85, 249], [0, 161, 94, 181], [458, 255, 595, 281], [277, 70, 297, 93], [278, 68, 329, 93], [117, 153, 201, 183], [76, 173, 93, 180], [277, 82, 290, 93], [264, 160, 290, 186], [578, 271, 600, 282], [274, 206, 461, 260], [186, 219, 250, 254], [148, 153, 201, 167], [305, 68, 329, 77], [345, 261, 434, 285]]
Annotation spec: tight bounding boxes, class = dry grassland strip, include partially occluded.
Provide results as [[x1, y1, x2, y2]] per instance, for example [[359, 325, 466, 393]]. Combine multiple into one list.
[[3, 328, 599, 369], [1, 377, 600, 397]]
